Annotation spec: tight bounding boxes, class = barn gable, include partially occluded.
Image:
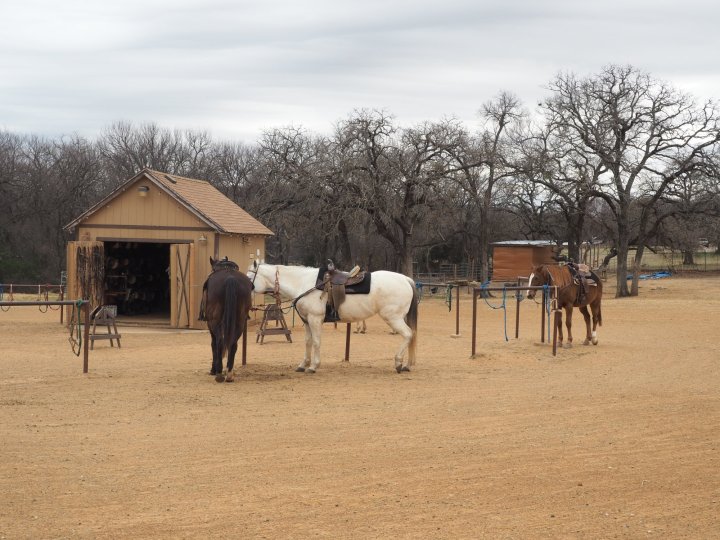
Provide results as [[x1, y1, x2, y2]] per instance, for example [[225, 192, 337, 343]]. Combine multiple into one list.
[[65, 169, 273, 236]]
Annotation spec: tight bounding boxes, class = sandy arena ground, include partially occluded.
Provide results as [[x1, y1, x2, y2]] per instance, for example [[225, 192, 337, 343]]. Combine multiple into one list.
[[1, 276, 719, 539]]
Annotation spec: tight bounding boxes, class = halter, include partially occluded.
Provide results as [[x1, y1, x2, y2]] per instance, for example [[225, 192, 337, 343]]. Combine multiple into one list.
[[250, 263, 312, 320]]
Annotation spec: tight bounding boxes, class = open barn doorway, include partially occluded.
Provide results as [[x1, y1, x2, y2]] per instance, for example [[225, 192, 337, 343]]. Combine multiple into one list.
[[103, 241, 171, 323]]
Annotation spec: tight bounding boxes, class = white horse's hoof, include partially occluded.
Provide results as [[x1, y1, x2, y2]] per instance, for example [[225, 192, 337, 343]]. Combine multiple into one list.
[[592, 338, 598, 346], [306, 368, 316, 374], [400, 366, 410, 372], [295, 367, 305, 372]]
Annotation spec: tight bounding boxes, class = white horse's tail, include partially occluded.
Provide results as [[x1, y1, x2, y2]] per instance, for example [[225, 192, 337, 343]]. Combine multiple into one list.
[[405, 279, 419, 365]]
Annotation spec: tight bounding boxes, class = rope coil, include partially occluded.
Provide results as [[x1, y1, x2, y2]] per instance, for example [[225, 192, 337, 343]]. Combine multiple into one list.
[[68, 300, 84, 356], [480, 281, 509, 341]]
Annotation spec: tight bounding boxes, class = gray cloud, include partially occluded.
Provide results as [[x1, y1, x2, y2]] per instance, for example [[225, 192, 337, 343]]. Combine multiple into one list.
[[1, 0, 719, 142]]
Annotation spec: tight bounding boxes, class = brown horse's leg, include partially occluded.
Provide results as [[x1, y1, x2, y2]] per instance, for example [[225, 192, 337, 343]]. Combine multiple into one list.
[[579, 305, 592, 345], [591, 295, 601, 345], [225, 342, 238, 382], [556, 307, 564, 347], [564, 306, 573, 348], [210, 325, 226, 382]]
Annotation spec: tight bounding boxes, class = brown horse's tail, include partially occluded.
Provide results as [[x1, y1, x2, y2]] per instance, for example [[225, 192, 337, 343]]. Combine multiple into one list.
[[220, 278, 241, 358], [405, 279, 419, 366]]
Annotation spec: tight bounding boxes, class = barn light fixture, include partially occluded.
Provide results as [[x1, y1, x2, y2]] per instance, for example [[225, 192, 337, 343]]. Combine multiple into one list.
[[198, 234, 208, 243], [137, 185, 150, 196]]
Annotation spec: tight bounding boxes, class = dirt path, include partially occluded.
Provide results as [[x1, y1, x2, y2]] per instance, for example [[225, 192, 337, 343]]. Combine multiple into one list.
[[1, 276, 719, 538]]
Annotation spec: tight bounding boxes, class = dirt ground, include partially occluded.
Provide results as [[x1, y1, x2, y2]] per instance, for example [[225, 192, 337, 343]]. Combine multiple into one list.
[[1, 276, 719, 539]]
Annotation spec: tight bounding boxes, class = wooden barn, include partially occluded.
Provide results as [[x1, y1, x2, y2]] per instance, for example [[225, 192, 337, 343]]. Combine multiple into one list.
[[491, 240, 558, 282], [64, 169, 273, 329]]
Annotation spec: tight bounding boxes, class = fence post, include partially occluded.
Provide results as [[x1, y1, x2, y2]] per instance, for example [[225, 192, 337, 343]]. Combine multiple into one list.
[[83, 302, 90, 374]]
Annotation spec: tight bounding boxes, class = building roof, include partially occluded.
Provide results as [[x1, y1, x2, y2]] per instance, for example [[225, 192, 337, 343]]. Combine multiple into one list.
[[491, 240, 556, 247], [65, 169, 274, 236]]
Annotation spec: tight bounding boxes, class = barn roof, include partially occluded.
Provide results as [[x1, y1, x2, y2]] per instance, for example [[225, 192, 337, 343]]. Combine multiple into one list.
[[64, 168, 273, 236], [492, 240, 555, 247]]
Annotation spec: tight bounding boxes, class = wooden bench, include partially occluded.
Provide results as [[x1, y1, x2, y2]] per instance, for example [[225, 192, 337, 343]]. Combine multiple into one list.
[[89, 305, 122, 350], [256, 304, 292, 344]]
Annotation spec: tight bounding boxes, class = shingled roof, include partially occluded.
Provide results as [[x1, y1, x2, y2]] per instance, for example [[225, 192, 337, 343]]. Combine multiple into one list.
[[65, 168, 273, 236]]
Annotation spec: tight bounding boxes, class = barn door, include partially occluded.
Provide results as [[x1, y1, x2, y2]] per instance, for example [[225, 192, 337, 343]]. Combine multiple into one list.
[[66, 241, 105, 323], [170, 243, 194, 328]]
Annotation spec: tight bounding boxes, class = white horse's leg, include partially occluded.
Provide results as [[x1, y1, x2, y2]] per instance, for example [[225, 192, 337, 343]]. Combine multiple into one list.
[[306, 316, 323, 374], [385, 317, 413, 373], [296, 324, 313, 372]]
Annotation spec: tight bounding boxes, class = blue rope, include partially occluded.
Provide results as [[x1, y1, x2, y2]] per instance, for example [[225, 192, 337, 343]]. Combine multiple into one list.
[[480, 281, 509, 341]]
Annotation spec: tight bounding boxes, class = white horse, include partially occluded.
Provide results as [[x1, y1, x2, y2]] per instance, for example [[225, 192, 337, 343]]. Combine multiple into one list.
[[248, 262, 418, 373]]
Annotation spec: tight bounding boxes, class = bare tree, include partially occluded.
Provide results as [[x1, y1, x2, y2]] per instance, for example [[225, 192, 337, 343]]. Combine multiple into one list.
[[334, 110, 451, 276], [544, 65, 720, 296], [445, 92, 524, 281]]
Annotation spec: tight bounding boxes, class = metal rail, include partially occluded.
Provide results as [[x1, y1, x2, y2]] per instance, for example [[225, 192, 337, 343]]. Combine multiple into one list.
[[471, 285, 561, 357]]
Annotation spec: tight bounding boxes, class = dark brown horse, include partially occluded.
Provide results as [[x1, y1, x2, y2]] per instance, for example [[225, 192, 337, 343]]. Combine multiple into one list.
[[527, 264, 603, 348], [202, 257, 253, 382]]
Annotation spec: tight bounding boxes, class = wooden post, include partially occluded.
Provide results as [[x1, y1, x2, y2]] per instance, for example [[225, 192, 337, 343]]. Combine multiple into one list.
[[344, 323, 351, 362], [242, 317, 248, 366], [455, 285, 460, 336], [471, 288, 478, 358], [515, 293, 521, 339], [82, 302, 90, 374], [541, 288, 546, 343]]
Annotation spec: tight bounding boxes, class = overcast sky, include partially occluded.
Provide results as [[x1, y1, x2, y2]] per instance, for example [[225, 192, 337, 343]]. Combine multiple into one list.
[[2, 0, 719, 143]]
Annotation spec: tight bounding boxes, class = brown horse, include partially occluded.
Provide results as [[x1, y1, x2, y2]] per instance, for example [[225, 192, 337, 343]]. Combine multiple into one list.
[[202, 257, 253, 382], [527, 264, 603, 348]]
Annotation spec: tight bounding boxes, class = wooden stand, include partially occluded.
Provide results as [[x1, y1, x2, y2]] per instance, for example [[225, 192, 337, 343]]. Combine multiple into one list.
[[256, 304, 292, 344], [89, 305, 122, 350]]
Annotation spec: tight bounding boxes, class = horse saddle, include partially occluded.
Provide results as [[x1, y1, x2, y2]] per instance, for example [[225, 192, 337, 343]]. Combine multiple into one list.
[[316, 260, 371, 322]]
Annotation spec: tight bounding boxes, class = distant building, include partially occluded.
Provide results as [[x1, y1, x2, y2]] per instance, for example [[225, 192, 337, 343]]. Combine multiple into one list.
[[491, 240, 558, 282]]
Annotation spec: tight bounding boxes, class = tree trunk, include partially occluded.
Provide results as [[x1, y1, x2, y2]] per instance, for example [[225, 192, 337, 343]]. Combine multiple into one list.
[[682, 250, 695, 265], [337, 218, 353, 267], [479, 210, 490, 282], [630, 244, 645, 296], [567, 212, 585, 263], [614, 212, 631, 297]]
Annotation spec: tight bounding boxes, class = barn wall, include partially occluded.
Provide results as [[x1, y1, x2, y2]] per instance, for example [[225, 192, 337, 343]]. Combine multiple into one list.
[[74, 228, 267, 329], [216, 235, 266, 272], [532, 246, 557, 266], [492, 247, 534, 281], [492, 245, 558, 281]]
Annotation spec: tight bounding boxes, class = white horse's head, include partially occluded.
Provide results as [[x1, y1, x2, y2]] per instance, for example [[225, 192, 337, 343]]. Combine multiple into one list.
[[247, 260, 274, 294]]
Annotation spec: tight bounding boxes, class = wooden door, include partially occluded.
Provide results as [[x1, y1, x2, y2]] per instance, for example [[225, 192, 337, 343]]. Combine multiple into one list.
[[170, 243, 194, 328]]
